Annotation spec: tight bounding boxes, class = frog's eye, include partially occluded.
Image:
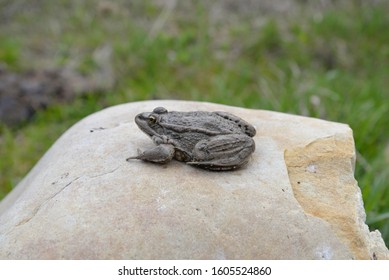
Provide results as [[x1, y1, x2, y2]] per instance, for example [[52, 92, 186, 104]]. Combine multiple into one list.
[[148, 115, 157, 124]]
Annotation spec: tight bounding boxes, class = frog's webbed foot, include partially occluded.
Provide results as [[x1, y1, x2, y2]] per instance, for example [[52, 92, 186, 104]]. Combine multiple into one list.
[[188, 134, 255, 171], [126, 144, 175, 164]]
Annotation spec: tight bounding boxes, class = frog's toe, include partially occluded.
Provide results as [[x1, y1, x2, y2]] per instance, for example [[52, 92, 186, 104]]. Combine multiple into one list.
[[126, 149, 143, 161]]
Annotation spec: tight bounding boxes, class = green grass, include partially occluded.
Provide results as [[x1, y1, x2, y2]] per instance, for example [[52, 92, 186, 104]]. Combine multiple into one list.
[[0, 0, 388, 246]]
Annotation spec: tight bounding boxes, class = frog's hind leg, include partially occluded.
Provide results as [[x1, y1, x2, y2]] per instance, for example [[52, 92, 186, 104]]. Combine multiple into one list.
[[126, 144, 175, 164], [188, 134, 255, 171]]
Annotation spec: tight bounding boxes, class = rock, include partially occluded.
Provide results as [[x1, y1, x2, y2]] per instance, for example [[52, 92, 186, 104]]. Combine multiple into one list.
[[0, 100, 387, 259]]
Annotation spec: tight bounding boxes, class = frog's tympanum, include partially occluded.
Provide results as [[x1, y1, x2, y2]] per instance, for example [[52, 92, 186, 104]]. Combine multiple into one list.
[[126, 107, 256, 171]]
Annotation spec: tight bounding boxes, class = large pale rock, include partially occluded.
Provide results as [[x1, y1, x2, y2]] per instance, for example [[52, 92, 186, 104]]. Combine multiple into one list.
[[0, 100, 388, 259]]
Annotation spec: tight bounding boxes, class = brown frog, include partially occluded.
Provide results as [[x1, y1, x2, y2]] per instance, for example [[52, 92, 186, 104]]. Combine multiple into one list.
[[126, 107, 256, 170]]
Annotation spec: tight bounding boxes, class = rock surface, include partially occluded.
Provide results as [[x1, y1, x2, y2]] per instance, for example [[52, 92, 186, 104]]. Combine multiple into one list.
[[0, 100, 388, 259]]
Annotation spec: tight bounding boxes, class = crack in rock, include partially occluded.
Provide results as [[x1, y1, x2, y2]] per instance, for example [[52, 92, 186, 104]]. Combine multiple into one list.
[[88, 166, 120, 179], [14, 176, 82, 228], [12, 166, 121, 229]]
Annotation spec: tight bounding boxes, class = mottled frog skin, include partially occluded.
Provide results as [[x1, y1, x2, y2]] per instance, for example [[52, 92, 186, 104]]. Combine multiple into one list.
[[126, 107, 256, 171]]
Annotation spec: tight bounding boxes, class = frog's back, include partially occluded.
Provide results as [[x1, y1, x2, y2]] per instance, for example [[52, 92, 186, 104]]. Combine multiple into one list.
[[214, 111, 256, 137], [166, 111, 256, 137]]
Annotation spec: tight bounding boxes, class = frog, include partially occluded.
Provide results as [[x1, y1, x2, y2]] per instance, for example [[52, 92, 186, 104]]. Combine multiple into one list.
[[126, 107, 256, 171]]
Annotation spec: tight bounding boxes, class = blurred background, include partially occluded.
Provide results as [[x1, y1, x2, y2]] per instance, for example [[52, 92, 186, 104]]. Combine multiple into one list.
[[0, 0, 388, 247]]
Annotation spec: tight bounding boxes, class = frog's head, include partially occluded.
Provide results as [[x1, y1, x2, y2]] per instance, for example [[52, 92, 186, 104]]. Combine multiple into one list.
[[134, 107, 169, 137]]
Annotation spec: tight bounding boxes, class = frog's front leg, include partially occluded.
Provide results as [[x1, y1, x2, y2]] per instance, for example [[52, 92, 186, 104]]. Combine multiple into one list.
[[127, 135, 176, 164], [126, 144, 175, 164], [188, 134, 255, 171]]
